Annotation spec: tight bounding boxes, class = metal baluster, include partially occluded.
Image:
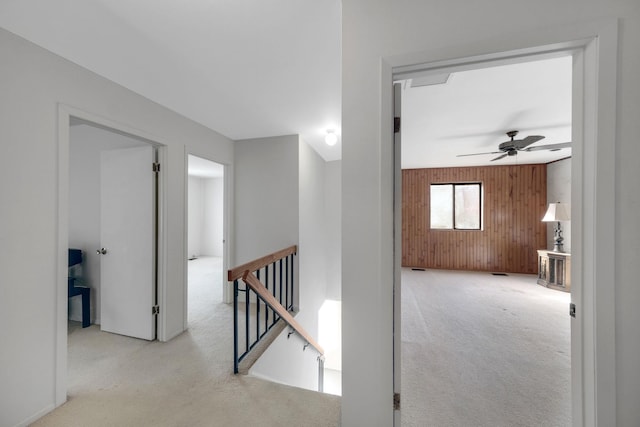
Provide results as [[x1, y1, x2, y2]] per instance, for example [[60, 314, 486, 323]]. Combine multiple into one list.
[[318, 355, 325, 393], [256, 269, 261, 340], [279, 259, 283, 313], [272, 261, 277, 326], [264, 265, 269, 328], [285, 256, 289, 311], [234, 279, 239, 374], [290, 253, 294, 311], [245, 281, 250, 354]]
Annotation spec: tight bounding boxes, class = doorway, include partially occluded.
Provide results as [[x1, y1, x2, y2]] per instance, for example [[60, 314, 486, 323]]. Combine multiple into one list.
[[396, 56, 573, 425], [66, 117, 162, 398], [387, 32, 623, 425], [187, 155, 225, 325], [68, 119, 159, 340]]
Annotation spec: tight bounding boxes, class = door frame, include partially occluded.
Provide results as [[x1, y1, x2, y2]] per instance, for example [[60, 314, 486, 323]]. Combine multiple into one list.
[[389, 20, 618, 426], [55, 104, 168, 406], [183, 150, 232, 331]]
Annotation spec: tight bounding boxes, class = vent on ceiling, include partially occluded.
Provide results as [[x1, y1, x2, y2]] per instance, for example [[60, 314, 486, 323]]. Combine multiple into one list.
[[410, 73, 451, 88]]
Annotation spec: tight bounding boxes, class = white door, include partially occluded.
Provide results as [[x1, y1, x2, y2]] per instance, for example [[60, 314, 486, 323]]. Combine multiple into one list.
[[100, 145, 156, 340], [393, 82, 402, 425]]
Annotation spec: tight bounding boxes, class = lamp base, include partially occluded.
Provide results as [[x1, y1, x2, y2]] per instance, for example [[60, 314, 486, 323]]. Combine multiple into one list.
[[553, 222, 564, 252]]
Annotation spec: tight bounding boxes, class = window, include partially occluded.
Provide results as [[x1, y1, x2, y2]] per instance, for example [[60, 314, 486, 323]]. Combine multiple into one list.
[[430, 183, 482, 230]]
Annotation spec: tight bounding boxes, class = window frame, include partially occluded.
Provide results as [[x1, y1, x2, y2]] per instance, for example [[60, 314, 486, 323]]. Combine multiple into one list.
[[429, 182, 483, 231]]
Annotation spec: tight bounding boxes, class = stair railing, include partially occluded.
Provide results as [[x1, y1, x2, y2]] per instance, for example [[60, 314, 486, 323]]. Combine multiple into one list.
[[227, 245, 325, 390]]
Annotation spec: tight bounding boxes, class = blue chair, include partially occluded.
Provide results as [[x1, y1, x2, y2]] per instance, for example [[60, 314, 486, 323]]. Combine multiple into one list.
[[68, 249, 90, 328]]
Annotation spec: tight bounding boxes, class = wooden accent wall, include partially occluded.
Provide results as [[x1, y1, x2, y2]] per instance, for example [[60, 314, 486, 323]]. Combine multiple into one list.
[[402, 164, 547, 274]]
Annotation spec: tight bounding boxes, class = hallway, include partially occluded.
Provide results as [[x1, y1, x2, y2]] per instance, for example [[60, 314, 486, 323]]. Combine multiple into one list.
[[35, 257, 340, 426]]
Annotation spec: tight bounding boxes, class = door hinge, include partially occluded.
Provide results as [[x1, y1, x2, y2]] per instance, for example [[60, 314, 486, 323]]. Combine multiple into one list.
[[153, 162, 160, 172], [393, 392, 400, 410], [152, 305, 160, 315], [569, 302, 576, 318], [394, 117, 401, 133]]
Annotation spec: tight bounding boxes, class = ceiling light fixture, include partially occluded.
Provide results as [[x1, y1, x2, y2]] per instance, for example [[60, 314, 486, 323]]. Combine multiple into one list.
[[325, 129, 338, 146]]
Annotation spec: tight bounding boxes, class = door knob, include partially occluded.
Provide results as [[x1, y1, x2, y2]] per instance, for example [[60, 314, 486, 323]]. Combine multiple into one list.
[[97, 248, 108, 255]]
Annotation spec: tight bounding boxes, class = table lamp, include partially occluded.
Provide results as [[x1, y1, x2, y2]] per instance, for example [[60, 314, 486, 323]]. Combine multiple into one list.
[[542, 202, 570, 252]]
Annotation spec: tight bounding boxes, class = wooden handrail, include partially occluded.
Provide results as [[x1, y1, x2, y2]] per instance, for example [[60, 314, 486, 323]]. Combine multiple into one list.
[[228, 245, 297, 281], [242, 271, 324, 356]]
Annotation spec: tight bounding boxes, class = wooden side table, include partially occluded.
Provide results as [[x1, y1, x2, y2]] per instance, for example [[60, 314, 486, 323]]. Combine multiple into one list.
[[537, 250, 571, 292]]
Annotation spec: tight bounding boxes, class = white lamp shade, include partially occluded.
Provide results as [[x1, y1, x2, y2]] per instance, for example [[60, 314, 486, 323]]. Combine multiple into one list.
[[542, 202, 571, 222]]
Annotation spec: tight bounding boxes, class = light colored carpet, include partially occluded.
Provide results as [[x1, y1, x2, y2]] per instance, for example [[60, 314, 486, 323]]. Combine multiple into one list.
[[401, 268, 571, 427], [33, 257, 340, 427], [34, 262, 570, 426]]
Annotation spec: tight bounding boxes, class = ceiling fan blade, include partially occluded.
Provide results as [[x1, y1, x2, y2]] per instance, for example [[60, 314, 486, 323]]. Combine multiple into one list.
[[513, 135, 545, 150], [491, 153, 509, 161], [524, 142, 572, 152], [456, 151, 502, 157]]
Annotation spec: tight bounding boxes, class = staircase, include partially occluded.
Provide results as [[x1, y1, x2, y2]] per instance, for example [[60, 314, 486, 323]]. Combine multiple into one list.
[[228, 245, 325, 390]]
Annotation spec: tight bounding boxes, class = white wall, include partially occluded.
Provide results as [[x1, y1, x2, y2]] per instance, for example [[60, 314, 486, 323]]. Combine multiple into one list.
[[234, 135, 299, 265], [0, 28, 233, 427], [297, 139, 328, 337], [342, 1, 640, 426], [324, 160, 342, 301], [202, 177, 224, 257], [68, 124, 147, 324], [249, 327, 322, 390], [321, 160, 342, 372], [245, 137, 334, 391], [188, 176, 224, 258], [319, 299, 342, 372], [187, 176, 205, 258], [235, 134, 304, 385], [547, 158, 572, 252]]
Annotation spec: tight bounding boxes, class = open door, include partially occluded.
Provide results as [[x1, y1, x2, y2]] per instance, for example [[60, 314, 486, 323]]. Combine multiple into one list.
[[393, 82, 402, 425], [99, 145, 156, 340]]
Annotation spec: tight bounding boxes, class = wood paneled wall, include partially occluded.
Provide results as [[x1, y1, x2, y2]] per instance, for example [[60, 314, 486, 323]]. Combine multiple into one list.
[[402, 164, 547, 274]]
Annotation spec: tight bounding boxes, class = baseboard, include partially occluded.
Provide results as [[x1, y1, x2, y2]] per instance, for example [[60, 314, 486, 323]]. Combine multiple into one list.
[[12, 403, 55, 427]]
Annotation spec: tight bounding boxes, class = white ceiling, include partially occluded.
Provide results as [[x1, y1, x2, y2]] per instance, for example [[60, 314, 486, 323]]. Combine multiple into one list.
[[0, 1, 571, 168], [188, 155, 224, 179], [0, 0, 342, 160], [401, 56, 572, 168]]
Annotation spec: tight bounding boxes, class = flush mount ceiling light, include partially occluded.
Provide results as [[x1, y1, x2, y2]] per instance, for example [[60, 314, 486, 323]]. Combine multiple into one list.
[[325, 129, 338, 146]]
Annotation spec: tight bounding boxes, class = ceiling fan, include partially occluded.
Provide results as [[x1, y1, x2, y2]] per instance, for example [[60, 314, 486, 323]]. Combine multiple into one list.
[[457, 130, 571, 161]]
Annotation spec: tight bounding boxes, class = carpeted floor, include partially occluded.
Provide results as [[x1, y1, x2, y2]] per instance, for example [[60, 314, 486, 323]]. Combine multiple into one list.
[[32, 257, 340, 427], [33, 262, 570, 426], [401, 268, 571, 427]]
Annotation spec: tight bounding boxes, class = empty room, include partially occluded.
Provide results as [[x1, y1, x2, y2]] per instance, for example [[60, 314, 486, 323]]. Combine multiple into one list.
[[399, 56, 573, 426]]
